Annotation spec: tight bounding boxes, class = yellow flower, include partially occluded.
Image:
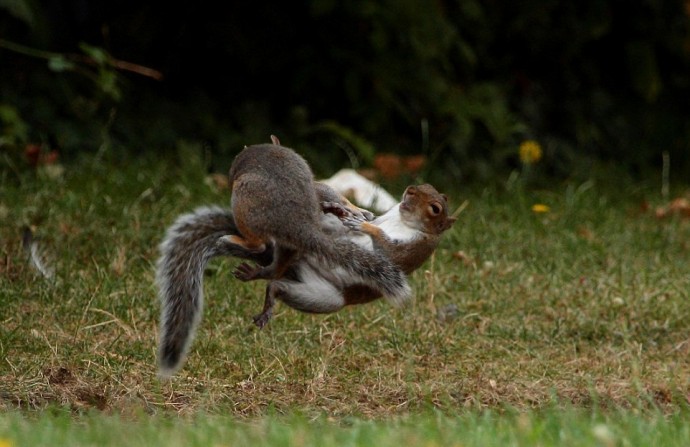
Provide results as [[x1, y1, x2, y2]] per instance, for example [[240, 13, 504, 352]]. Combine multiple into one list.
[[519, 140, 542, 165], [0, 439, 14, 447], [531, 203, 550, 213]]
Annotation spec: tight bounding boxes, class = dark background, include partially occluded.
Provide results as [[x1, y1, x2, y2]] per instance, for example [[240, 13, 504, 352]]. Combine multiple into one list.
[[2, 0, 689, 182]]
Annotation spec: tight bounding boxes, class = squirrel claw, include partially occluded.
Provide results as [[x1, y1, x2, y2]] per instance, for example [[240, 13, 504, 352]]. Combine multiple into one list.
[[341, 215, 363, 231], [359, 209, 375, 221], [321, 201, 352, 218], [252, 310, 272, 329], [321, 201, 372, 223], [234, 262, 260, 281]]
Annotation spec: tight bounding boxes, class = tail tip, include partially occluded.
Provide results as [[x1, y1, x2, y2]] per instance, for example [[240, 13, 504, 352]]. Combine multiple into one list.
[[157, 347, 183, 378], [157, 368, 176, 380], [157, 360, 179, 379]]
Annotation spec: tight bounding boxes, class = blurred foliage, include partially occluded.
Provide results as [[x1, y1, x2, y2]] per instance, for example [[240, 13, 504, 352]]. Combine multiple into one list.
[[1, 0, 689, 183]]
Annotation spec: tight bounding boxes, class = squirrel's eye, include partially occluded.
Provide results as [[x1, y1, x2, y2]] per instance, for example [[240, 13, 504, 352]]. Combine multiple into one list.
[[428, 203, 442, 216]]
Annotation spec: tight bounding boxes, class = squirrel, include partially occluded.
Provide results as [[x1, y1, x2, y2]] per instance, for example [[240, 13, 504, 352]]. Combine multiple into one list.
[[157, 181, 454, 376], [344, 184, 456, 274], [157, 140, 411, 376], [243, 183, 456, 327]]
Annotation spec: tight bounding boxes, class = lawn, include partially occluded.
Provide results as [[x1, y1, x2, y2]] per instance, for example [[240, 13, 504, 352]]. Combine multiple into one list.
[[1, 153, 689, 444], [1, 409, 689, 446]]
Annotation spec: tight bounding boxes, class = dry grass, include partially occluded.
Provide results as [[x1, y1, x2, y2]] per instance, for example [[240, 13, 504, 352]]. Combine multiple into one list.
[[1, 156, 690, 418]]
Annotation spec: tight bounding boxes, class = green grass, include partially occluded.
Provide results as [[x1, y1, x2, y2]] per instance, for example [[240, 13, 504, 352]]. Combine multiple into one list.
[[1, 153, 690, 442], [1, 409, 690, 446]]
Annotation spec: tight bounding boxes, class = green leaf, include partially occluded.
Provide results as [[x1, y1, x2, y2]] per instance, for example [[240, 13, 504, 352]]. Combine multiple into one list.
[[47, 55, 75, 72], [0, 0, 34, 26], [98, 68, 121, 101], [79, 42, 110, 66], [0, 103, 29, 143]]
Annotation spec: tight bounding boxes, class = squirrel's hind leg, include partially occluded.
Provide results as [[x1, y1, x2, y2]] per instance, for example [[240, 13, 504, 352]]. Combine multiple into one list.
[[253, 282, 279, 329], [234, 245, 298, 281]]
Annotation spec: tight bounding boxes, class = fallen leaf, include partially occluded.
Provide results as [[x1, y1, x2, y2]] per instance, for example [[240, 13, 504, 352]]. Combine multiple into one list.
[[373, 153, 402, 180], [403, 155, 426, 174], [576, 226, 595, 241], [452, 250, 475, 266], [654, 196, 690, 219], [24, 143, 41, 167]]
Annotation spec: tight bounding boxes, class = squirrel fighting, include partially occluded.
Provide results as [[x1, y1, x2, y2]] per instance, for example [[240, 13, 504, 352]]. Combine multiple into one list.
[[156, 139, 455, 376], [157, 141, 413, 376]]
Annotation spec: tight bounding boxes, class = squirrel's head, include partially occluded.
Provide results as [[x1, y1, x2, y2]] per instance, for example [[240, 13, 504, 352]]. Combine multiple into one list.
[[399, 184, 456, 234]]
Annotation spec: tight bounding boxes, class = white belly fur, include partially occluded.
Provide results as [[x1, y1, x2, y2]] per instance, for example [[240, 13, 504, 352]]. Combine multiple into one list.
[[276, 203, 421, 310]]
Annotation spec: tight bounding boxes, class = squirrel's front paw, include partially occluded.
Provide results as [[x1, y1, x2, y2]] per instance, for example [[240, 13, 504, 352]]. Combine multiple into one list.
[[321, 201, 351, 218], [340, 215, 363, 231], [234, 262, 261, 281], [321, 201, 372, 221], [358, 209, 375, 221]]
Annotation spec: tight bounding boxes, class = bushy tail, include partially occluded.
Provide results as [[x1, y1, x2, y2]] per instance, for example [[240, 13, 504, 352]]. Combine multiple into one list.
[[308, 233, 412, 306], [156, 206, 272, 377]]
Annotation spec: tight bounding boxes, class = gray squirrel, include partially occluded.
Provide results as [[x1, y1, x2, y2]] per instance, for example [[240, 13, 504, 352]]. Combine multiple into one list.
[[156, 141, 455, 376]]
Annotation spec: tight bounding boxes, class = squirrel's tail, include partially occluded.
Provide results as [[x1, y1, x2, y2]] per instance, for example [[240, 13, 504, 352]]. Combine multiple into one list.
[[156, 206, 272, 377], [307, 232, 412, 306]]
